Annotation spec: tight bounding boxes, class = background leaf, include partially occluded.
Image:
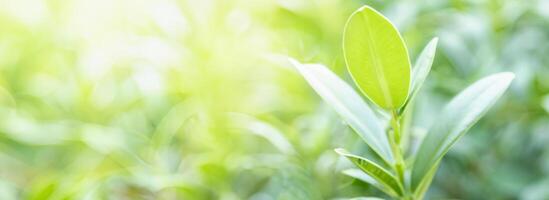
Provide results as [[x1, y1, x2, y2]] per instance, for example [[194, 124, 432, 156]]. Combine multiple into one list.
[[343, 6, 411, 109], [291, 59, 394, 164], [344, 197, 385, 200], [412, 72, 515, 190]]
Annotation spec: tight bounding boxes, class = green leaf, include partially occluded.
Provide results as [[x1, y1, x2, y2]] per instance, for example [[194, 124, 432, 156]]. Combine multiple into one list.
[[228, 113, 295, 154], [335, 148, 403, 195], [290, 59, 394, 164], [411, 72, 515, 190], [343, 5, 411, 109], [400, 38, 438, 114], [345, 197, 385, 200], [334, 197, 385, 200], [343, 169, 399, 197], [413, 163, 439, 199]]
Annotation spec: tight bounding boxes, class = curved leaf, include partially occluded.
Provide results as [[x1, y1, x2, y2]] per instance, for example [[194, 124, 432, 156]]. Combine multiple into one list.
[[336, 148, 403, 195], [290, 59, 394, 164], [400, 38, 438, 114], [343, 169, 399, 197], [228, 113, 295, 154], [411, 72, 515, 190], [343, 5, 411, 109]]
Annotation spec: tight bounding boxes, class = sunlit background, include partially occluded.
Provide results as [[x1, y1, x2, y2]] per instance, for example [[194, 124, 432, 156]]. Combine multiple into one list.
[[0, 0, 548, 199]]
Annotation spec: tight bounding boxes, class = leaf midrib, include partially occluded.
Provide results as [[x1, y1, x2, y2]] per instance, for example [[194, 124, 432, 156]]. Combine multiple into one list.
[[361, 12, 394, 108]]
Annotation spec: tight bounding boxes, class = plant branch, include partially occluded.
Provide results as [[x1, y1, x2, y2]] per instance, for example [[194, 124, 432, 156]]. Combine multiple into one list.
[[389, 110, 409, 199]]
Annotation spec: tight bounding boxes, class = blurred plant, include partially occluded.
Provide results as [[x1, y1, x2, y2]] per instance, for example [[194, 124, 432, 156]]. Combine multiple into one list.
[[1, 0, 546, 199], [292, 5, 514, 200]]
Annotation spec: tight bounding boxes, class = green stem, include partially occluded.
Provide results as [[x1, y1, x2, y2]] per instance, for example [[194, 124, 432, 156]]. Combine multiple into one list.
[[389, 110, 409, 199], [392, 111, 402, 144]]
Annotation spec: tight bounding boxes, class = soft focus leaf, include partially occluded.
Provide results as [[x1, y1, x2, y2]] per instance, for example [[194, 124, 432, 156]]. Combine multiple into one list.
[[291, 59, 394, 164], [229, 113, 295, 154], [400, 38, 438, 113], [412, 72, 515, 190], [541, 95, 549, 113], [343, 5, 411, 109], [346, 197, 385, 200], [334, 197, 385, 200], [335, 148, 403, 196]]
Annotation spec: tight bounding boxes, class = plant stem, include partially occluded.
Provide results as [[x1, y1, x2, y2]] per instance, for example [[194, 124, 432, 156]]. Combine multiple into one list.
[[389, 110, 408, 199]]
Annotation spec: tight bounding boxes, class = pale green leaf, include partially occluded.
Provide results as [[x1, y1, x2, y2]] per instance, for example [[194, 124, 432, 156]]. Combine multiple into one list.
[[413, 163, 439, 199], [345, 197, 385, 200], [400, 38, 438, 114], [343, 6, 411, 109], [290, 59, 394, 164], [411, 72, 515, 190], [335, 148, 403, 195], [228, 113, 295, 154], [334, 197, 385, 200], [343, 169, 399, 197]]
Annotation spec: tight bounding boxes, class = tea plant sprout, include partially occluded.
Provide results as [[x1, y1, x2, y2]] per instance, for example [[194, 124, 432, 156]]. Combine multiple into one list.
[[290, 5, 514, 200]]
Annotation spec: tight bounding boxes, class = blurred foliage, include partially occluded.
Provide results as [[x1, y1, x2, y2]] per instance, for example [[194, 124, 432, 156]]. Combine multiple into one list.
[[0, 0, 548, 199]]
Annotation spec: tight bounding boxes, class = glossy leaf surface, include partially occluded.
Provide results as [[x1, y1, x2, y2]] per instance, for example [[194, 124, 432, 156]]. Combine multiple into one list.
[[343, 6, 411, 109]]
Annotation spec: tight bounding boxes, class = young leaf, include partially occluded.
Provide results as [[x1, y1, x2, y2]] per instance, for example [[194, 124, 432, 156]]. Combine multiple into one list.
[[290, 59, 394, 164], [343, 169, 399, 197], [400, 38, 438, 114], [411, 72, 515, 190], [336, 148, 404, 195], [343, 6, 411, 109]]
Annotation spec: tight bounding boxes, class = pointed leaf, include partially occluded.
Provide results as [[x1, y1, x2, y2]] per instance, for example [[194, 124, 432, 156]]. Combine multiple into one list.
[[400, 38, 438, 113], [291, 59, 394, 164], [411, 72, 515, 190], [343, 6, 411, 109], [343, 169, 399, 197], [336, 148, 403, 195]]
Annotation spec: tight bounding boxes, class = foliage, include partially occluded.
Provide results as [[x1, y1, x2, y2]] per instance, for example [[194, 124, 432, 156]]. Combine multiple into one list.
[[0, 0, 548, 199], [343, 6, 411, 109], [294, 5, 516, 200]]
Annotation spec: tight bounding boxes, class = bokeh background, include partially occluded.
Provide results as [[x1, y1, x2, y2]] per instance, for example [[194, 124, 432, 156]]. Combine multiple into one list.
[[0, 0, 548, 199]]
